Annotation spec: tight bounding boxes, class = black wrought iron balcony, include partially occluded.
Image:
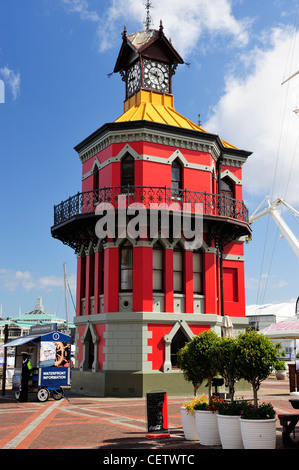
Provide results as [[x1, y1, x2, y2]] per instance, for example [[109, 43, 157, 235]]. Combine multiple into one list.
[[53, 185, 249, 227]]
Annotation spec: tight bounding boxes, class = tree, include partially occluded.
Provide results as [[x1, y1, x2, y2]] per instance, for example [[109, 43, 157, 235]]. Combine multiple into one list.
[[178, 330, 221, 400], [217, 337, 242, 403], [236, 330, 277, 407], [177, 342, 204, 396]]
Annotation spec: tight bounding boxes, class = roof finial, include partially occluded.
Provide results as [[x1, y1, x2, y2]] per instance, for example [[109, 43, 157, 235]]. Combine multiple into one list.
[[143, 0, 153, 31]]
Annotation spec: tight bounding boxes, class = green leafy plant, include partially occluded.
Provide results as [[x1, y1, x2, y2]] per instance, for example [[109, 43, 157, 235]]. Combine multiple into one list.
[[184, 394, 208, 414], [240, 401, 276, 420], [217, 336, 242, 403], [194, 395, 225, 413], [208, 395, 226, 412], [274, 341, 286, 357], [274, 359, 286, 371], [236, 331, 277, 407], [177, 343, 205, 396], [217, 400, 248, 416], [178, 330, 221, 401]]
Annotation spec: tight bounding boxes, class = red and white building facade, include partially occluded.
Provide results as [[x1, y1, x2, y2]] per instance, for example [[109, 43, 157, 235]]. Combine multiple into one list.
[[52, 24, 252, 396]]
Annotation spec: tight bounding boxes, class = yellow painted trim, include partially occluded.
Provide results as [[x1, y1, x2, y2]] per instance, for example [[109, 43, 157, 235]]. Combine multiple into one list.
[[114, 90, 237, 149]]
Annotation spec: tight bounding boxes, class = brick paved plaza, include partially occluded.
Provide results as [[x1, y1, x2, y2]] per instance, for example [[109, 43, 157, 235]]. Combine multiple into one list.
[[0, 377, 297, 453]]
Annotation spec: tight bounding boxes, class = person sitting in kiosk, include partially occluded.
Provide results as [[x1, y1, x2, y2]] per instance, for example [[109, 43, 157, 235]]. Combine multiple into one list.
[[19, 352, 32, 402]]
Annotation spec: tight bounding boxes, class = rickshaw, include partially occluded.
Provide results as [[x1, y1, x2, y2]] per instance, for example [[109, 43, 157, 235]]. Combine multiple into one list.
[[4, 324, 71, 402]]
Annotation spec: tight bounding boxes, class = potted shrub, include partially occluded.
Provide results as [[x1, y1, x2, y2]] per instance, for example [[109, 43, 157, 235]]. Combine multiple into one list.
[[217, 400, 247, 449], [178, 330, 222, 446], [177, 331, 220, 444], [180, 396, 207, 441], [177, 341, 206, 441], [184, 330, 221, 401], [274, 359, 287, 380], [273, 343, 287, 380], [239, 401, 276, 449], [194, 395, 224, 446], [216, 336, 248, 448], [236, 330, 277, 407], [236, 331, 277, 449], [217, 336, 242, 403], [177, 342, 204, 396]]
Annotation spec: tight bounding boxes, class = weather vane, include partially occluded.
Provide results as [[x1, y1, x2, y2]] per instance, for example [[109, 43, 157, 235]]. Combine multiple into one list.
[[144, 0, 153, 31]]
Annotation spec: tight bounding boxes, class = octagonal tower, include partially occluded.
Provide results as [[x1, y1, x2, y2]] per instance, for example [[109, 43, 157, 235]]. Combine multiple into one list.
[[51, 21, 251, 397]]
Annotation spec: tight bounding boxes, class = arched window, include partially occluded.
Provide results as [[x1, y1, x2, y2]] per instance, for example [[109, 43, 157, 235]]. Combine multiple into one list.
[[121, 155, 135, 188], [220, 177, 235, 217], [93, 166, 100, 191], [81, 324, 98, 371], [171, 159, 182, 196], [171, 329, 188, 367], [153, 241, 164, 292], [220, 177, 234, 199], [173, 244, 183, 293], [193, 250, 203, 294], [120, 240, 133, 291]]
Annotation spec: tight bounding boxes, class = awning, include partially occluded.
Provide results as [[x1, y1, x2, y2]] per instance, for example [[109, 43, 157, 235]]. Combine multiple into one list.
[[3, 334, 41, 348], [260, 316, 299, 339], [3, 330, 71, 348]]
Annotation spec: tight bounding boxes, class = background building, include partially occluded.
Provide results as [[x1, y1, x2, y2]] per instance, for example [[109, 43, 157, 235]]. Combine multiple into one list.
[[0, 297, 75, 343], [246, 300, 298, 358]]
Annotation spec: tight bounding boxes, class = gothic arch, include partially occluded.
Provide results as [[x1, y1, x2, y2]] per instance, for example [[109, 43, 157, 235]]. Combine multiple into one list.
[[162, 320, 195, 372], [121, 153, 135, 187], [80, 322, 99, 372]]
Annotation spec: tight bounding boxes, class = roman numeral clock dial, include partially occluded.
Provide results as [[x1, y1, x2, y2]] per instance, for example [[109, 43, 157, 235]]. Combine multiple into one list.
[[127, 62, 141, 97], [143, 60, 170, 93]]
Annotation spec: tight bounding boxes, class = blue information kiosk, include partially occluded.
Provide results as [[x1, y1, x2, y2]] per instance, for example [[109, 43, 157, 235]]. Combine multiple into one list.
[[4, 323, 71, 402]]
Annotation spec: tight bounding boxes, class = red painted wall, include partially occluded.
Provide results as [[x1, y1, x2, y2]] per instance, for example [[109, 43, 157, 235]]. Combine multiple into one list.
[[75, 324, 106, 370], [223, 259, 245, 317], [77, 139, 247, 321], [133, 246, 153, 312], [147, 323, 210, 371], [104, 247, 119, 312]]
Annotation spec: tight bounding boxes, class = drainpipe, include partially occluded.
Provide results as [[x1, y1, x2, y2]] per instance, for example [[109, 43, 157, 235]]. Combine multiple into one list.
[[217, 156, 224, 317], [219, 245, 224, 317]]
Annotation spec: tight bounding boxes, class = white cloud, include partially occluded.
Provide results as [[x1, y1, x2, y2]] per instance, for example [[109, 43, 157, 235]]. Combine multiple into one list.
[[148, 0, 251, 55], [0, 66, 20, 100], [204, 26, 299, 205], [0, 269, 34, 291], [38, 275, 64, 290], [61, 0, 251, 56], [61, 0, 99, 22], [0, 269, 76, 293]]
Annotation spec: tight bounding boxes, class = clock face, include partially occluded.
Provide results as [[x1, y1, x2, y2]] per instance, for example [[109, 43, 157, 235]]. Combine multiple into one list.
[[143, 60, 170, 93], [127, 62, 141, 97]]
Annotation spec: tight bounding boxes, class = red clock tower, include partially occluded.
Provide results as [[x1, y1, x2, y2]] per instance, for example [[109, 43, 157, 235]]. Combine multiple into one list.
[[51, 21, 251, 397]]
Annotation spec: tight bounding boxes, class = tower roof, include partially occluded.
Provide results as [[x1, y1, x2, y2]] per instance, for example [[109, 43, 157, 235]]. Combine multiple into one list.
[[114, 25, 184, 74], [114, 89, 237, 149], [113, 22, 237, 149]]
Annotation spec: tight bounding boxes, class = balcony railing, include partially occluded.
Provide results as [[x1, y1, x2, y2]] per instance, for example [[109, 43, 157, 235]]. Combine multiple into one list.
[[53, 185, 249, 226]]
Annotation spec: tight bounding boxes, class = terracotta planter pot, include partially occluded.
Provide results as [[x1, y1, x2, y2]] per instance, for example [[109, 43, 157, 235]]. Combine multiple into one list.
[[217, 414, 244, 449], [180, 407, 199, 441], [195, 410, 221, 446], [240, 418, 276, 449]]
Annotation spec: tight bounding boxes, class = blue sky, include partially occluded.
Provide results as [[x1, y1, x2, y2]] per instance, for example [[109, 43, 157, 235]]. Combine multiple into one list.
[[1, 0, 299, 320]]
